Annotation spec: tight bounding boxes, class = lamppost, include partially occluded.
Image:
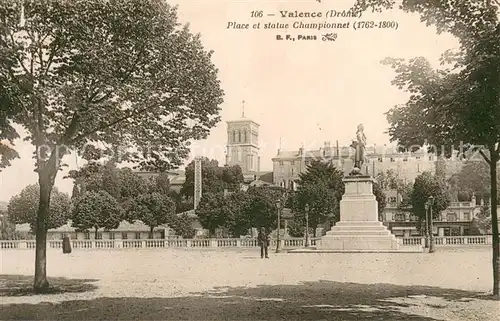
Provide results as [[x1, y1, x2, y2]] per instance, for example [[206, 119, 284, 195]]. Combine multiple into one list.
[[424, 201, 430, 248], [304, 204, 310, 247], [428, 195, 435, 253], [276, 199, 282, 253]]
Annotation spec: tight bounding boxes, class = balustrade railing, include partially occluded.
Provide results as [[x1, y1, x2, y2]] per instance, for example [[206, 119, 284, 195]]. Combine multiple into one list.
[[0, 235, 492, 250]]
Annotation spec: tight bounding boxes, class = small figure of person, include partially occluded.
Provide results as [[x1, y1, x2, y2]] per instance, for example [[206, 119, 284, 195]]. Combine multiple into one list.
[[258, 227, 269, 259], [62, 234, 72, 254]]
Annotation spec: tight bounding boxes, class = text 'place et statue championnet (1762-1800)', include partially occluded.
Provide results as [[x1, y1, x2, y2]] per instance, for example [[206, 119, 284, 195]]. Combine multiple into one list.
[[226, 9, 399, 31]]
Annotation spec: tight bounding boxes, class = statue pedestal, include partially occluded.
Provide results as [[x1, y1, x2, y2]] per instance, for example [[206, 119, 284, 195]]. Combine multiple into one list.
[[318, 175, 400, 251]]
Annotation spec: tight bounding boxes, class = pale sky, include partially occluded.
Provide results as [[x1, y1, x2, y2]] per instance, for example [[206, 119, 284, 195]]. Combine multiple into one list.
[[0, 0, 459, 201]]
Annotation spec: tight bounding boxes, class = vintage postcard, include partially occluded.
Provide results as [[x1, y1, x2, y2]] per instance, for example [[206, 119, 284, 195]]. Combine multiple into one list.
[[0, 0, 499, 320]]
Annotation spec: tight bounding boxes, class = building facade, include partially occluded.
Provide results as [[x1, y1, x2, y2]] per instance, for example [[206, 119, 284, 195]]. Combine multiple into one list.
[[225, 117, 261, 174], [382, 190, 482, 237], [272, 142, 463, 188]]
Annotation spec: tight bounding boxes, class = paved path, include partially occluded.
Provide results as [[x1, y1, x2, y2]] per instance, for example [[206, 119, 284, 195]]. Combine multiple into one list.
[[0, 247, 498, 320]]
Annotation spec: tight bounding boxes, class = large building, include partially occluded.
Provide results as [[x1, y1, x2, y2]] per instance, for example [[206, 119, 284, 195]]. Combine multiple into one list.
[[382, 190, 482, 237], [272, 142, 463, 188], [225, 116, 261, 175]]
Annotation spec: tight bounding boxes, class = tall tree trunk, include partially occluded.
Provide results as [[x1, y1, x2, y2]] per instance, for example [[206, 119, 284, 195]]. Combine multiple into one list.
[[490, 152, 499, 297], [149, 226, 154, 239], [33, 174, 53, 293]]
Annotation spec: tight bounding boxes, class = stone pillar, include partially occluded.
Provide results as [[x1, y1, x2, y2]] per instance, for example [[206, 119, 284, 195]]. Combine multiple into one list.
[[194, 156, 202, 209]]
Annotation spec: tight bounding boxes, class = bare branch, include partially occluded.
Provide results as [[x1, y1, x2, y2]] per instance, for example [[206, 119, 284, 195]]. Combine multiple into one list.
[[480, 149, 492, 165]]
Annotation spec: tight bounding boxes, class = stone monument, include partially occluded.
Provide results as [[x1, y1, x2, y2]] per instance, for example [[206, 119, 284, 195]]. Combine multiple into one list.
[[318, 124, 400, 251]]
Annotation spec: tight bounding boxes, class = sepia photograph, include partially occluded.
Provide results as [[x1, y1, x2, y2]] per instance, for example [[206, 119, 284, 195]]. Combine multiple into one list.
[[1, 0, 500, 320]]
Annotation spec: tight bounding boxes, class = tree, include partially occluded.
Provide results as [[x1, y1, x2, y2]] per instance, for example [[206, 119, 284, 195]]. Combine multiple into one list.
[[170, 213, 196, 239], [372, 182, 387, 221], [71, 190, 122, 238], [8, 185, 71, 230], [411, 172, 450, 224], [470, 206, 492, 235], [246, 186, 288, 232], [293, 160, 344, 230], [195, 193, 227, 236], [224, 191, 252, 237], [126, 192, 175, 238], [352, 0, 500, 297], [117, 167, 148, 202], [1, 0, 223, 292], [181, 158, 244, 198], [450, 160, 500, 203]]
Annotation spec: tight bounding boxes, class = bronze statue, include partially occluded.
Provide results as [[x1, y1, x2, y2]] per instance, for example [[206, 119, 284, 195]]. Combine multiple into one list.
[[350, 124, 366, 174]]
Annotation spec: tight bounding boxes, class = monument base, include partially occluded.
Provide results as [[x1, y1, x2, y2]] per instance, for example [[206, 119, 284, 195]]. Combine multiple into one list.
[[317, 175, 401, 251], [318, 221, 400, 251]]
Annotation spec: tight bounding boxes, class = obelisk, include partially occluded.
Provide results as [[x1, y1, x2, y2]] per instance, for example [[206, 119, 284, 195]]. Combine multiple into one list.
[[194, 156, 202, 209]]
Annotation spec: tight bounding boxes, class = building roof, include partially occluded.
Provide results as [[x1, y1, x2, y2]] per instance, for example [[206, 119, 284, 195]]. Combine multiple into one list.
[[248, 179, 274, 187], [272, 144, 435, 161], [258, 172, 274, 183]]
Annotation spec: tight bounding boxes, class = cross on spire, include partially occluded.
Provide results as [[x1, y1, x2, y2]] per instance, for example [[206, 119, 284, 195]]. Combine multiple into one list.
[[242, 100, 245, 118]]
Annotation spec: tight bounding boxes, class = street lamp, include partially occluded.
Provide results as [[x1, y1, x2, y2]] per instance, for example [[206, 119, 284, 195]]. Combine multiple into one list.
[[428, 196, 435, 253], [276, 199, 282, 253], [304, 204, 310, 247], [424, 201, 430, 248]]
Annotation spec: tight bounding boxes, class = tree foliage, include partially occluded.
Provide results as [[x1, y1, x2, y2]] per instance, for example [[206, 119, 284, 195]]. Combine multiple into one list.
[[169, 213, 196, 239], [352, 0, 500, 296], [126, 192, 176, 238], [7, 184, 71, 230], [195, 192, 226, 236], [181, 158, 244, 198], [71, 190, 122, 238], [410, 172, 450, 222], [246, 186, 288, 232], [1, 0, 223, 292], [293, 160, 344, 228]]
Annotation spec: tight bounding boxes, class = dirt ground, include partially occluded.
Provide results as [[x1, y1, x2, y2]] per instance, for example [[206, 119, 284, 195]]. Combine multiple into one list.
[[0, 247, 498, 320]]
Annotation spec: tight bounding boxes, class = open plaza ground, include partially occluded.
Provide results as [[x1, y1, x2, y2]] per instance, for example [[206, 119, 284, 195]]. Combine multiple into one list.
[[0, 247, 499, 320]]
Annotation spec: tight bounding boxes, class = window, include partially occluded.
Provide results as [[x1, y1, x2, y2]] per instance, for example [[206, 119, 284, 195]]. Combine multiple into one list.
[[416, 156, 421, 160], [463, 212, 470, 221], [403, 157, 408, 162], [96, 233, 103, 240], [279, 161, 284, 166], [238, 131, 241, 142], [122, 232, 128, 239], [110, 233, 115, 240], [243, 130, 247, 143], [378, 157, 383, 162], [428, 156, 433, 161], [395, 214, 405, 221], [135, 232, 141, 239], [446, 213, 457, 221], [233, 131, 236, 142], [390, 158, 395, 162], [389, 197, 397, 204], [84, 232, 90, 240]]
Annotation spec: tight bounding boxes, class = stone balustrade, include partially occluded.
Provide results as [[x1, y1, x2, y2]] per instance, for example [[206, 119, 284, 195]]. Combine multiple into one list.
[[400, 235, 492, 246], [0, 235, 493, 250]]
